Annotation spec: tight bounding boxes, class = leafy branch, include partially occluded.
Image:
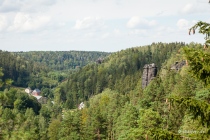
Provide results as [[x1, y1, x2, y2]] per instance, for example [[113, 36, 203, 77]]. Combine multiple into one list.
[[170, 95, 210, 130], [189, 21, 210, 47]]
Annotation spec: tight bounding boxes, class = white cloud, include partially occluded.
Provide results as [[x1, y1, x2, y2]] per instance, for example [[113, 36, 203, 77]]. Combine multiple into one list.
[[0, 0, 21, 12], [74, 17, 105, 30], [8, 12, 51, 32], [154, 26, 175, 37], [84, 32, 96, 38], [0, 15, 7, 31], [101, 32, 110, 39], [128, 29, 147, 36], [113, 29, 121, 37], [101, 29, 124, 39], [36, 0, 57, 6], [127, 16, 141, 28], [181, 2, 210, 14], [177, 19, 189, 29], [0, 0, 57, 13], [0, 0, 208, 52], [22, 0, 57, 12], [127, 16, 157, 29], [182, 3, 194, 14], [157, 26, 174, 33]]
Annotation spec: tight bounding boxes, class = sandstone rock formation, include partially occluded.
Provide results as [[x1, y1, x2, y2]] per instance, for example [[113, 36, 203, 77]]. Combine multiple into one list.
[[142, 63, 157, 88], [170, 60, 186, 71]]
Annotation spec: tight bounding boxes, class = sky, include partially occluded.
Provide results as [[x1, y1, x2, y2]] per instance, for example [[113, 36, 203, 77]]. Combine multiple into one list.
[[0, 0, 210, 52]]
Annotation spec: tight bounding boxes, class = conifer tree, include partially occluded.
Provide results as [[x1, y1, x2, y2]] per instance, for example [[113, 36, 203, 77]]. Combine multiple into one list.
[[170, 21, 210, 139]]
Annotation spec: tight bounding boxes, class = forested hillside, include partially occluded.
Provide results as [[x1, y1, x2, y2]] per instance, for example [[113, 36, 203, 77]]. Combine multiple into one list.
[[0, 50, 49, 88], [56, 42, 186, 108], [51, 21, 208, 140], [0, 50, 109, 98], [0, 21, 210, 140], [50, 38, 209, 139], [16, 51, 110, 71]]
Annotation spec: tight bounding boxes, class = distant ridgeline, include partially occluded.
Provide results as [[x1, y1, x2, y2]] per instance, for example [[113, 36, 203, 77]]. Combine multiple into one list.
[[59, 42, 187, 109], [15, 51, 111, 71]]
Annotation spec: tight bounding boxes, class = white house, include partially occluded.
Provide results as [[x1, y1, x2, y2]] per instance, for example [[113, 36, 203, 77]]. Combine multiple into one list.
[[78, 102, 85, 110]]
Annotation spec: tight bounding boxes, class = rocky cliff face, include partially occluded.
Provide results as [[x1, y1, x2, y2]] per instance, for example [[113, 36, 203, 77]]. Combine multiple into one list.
[[170, 60, 186, 71], [142, 63, 157, 88]]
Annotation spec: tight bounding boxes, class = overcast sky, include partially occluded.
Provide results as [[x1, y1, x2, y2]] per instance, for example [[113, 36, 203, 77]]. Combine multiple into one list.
[[0, 0, 209, 52]]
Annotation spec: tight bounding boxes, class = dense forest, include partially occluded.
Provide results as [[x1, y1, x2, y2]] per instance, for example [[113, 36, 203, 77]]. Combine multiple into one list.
[[0, 21, 210, 139], [0, 51, 109, 98], [15, 51, 110, 71], [57, 42, 186, 109]]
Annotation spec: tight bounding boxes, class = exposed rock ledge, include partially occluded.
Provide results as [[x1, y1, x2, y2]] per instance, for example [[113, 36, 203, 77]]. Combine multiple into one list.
[[170, 60, 186, 71], [142, 63, 157, 88]]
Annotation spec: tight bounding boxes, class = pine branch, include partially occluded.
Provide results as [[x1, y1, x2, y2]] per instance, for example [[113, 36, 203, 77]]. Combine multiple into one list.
[[170, 96, 210, 127]]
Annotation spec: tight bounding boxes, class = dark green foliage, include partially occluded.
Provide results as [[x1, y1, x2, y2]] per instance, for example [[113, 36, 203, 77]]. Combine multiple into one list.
[[0, 88, 41, 114], [48, 119, 61, 140], [63, 42, 185, 109], [0, 50, 50, 87], [16, 51, 110, 71], [0, 50, 109, 99], [165, 21, 210, 139], [1, 27, 210, 139], [59, 111, 81, 140], [182, 47, 210, 86], [114, 103, 138, 139], [171, 96, 210, 127], [195, 88, 210, 103], [153, 129, 182, 140]]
